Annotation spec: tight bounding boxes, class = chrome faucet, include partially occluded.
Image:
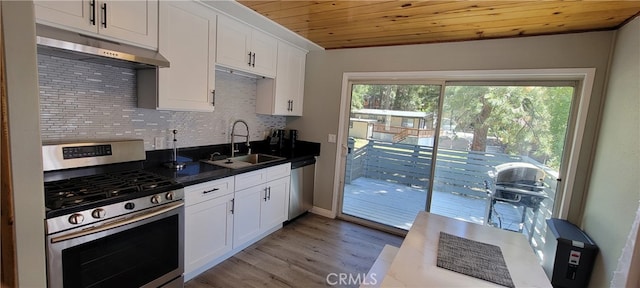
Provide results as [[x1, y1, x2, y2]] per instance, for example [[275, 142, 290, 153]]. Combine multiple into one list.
[[230, 120, 250, 158]]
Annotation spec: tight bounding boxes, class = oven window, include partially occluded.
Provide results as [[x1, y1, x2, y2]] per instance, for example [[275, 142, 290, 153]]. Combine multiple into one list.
[[62, 215, 179, 288]]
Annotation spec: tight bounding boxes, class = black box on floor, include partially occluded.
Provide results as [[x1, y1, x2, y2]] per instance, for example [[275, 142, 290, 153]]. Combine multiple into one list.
[[542, 218, 598, 288]]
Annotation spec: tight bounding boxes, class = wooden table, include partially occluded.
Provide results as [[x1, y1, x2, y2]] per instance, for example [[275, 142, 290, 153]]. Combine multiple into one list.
[[380, 212, 552, 287]]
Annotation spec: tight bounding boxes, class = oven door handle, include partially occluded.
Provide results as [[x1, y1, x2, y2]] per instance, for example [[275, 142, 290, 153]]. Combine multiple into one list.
[[51, 201, 184, 243]]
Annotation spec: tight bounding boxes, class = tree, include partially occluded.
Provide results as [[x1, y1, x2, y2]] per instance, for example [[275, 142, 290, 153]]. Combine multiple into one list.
[[444, 85, 572, 169]]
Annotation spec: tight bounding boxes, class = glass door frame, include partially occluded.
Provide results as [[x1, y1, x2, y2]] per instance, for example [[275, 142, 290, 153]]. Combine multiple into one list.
[[335, 79, 446, 233], [333, 69, 596, 232]]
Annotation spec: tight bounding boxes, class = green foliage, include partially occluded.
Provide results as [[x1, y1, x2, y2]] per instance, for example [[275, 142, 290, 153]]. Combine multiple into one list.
[[351, 83, 573, 170], [443, 85, 573, 169], [351, 84, 440, 112]]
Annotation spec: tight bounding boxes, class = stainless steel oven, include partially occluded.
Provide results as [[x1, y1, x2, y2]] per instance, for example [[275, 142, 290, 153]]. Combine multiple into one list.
[[47, 201, 184, 288], [43, 140, 185, 288]]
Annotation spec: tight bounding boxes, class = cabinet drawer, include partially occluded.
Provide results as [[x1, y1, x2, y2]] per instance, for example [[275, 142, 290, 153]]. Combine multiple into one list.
[[266, 163, 291, 181], [235, 168, 267, 191], [185, 176, 234, 206]]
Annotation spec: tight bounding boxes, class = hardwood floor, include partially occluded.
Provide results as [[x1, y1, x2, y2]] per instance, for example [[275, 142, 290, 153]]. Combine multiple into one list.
[[185, 213, 404, 288]]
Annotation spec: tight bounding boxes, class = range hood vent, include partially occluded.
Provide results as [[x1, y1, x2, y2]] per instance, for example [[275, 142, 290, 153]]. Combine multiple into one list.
[[36, 24, 169, 69]]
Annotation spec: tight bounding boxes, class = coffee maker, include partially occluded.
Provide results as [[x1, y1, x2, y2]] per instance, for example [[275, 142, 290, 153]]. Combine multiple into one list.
[[268, 129, 297, 150], [269, 129, 286, 150]]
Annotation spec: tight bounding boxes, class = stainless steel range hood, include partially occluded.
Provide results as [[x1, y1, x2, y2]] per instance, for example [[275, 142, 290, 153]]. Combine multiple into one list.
[[36, 24, 169, 69]]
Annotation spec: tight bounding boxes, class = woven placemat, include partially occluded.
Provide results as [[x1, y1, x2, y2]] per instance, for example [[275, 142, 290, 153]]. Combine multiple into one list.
[[436, 232, 515, 287]]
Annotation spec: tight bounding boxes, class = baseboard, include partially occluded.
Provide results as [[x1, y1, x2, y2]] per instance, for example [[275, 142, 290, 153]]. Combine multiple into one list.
[[310, 206, 336, 218]]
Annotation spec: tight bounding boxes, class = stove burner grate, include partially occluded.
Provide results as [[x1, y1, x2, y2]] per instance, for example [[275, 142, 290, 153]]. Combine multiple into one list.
[[44, 170, 178, 210]]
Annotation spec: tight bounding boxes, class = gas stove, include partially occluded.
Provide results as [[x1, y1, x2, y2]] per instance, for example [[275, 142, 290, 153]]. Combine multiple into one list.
[[42, 139, 184, 234], [44, 169, 181, 213]]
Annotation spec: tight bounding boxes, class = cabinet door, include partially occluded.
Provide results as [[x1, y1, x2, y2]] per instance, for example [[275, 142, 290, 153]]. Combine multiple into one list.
[[256, 42, 307, 116], [233, 184, 264, 248], [185, 193, 234, 275], [288, 46, 306, 115], [155, 2, 215, 111], [250, 30, 278, 78], [34, 0, 96, 33], [216, 16, 251, 72], [260, 176, 289, 231], [99, 0, 158, 49]]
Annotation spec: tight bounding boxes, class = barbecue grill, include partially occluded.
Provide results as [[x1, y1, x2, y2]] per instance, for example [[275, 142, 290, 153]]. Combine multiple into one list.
[[485, 162, 547, 239]]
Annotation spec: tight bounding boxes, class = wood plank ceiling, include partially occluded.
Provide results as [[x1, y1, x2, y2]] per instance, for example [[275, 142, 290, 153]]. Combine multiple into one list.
[[237, 1, 640, 49]]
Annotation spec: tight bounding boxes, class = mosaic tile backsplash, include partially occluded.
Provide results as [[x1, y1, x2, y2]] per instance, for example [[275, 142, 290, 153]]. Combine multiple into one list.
[[38, 54, 286, 150]]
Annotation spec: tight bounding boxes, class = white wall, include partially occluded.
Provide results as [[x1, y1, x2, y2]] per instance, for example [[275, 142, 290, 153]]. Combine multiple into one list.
[[581, 17, 640, 287], [292, 31, 614, 224], [2, 1, 47, 286]]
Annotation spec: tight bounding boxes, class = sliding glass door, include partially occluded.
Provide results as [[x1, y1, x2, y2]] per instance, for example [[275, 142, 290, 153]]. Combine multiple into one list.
[[339, 79, 575, 244], [340, 82, 442, 229], [431, 83, 575, 257]]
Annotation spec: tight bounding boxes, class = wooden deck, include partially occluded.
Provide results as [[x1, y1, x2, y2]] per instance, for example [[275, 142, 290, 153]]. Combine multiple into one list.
[[343, 177, 526, 232]]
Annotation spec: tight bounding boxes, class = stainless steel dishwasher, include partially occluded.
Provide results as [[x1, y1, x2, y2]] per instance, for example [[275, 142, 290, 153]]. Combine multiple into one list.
[[288, 157, 315, 220]]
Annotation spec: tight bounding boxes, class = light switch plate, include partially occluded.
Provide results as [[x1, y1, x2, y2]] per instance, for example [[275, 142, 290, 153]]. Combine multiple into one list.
[[154, 137, 165, 149], [328, 134, 337, 143]]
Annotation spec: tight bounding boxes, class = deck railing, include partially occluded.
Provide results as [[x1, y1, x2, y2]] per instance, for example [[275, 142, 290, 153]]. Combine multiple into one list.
[[345, 138, 558, 255]]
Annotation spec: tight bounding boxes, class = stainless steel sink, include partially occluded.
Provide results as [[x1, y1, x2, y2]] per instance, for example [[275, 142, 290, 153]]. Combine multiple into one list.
[[202, 153, 285, 169]]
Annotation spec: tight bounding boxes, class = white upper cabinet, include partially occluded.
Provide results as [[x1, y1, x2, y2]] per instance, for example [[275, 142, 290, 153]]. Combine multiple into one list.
[[139, 1, 216, 112], [256, 41, 307, 116], [34, 0, 158, 49], [216, 15, 277, 78]]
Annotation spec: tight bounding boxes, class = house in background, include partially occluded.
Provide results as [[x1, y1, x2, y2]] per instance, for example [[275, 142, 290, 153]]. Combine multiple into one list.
[[350, 108, 435, 144]]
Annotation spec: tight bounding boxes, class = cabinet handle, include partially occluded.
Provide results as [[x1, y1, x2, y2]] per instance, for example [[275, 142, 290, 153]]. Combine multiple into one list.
[[263, 187, 268, 201], [101, 3, 107, 28], [203, 188, 219, 194], [89, 0, 96, 26], [248, 51, 252, 66], [210, 90, 215, 106], [267, 187, 271, 200], [230, 199, 235, 214], [252, 53, 256, 67]]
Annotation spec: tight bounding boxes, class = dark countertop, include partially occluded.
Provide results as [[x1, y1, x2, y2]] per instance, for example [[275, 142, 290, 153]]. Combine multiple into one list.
[[144, 140, 320, 186]]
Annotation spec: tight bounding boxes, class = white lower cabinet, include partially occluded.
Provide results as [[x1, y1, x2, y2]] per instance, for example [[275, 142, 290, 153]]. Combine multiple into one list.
[[233, 163, 291, 249], [232, 183, 263, 248], [260, 176, 289, 229], [184, 177, 234, 276], [184, 163, 291, 280]]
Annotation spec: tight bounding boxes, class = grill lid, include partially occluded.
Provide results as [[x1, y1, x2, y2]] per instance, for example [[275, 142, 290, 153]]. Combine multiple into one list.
[[491, 162, 545, 184]]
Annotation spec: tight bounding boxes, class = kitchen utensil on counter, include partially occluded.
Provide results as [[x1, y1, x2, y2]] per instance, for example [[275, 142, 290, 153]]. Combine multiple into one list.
[[289, 129, 298, 149], [165, 129, 186, 170], [269, 129, 285, 149]]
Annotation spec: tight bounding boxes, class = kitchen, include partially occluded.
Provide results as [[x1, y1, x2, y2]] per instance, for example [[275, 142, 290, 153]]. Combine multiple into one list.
[[2, 1, 640, 287]]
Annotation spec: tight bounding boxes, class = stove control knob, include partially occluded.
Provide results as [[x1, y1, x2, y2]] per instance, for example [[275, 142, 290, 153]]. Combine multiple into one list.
[[91, 208, 106, 219], [68, 213, 84, 225], [124, 202, 135, 210], [151, 195, 162, 204], [165, 192, 174, 201]]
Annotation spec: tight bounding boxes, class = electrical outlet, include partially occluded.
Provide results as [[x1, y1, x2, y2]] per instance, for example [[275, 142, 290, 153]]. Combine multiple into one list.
[[154, 137, 165, 150], [328, 134, 337, 143]]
